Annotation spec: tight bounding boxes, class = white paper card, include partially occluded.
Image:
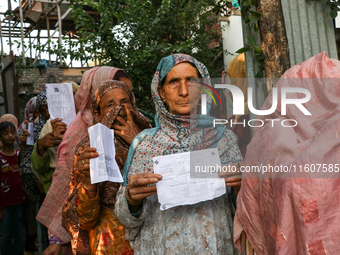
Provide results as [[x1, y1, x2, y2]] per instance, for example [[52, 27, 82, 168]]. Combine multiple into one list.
[[88, 123, 123, 184], [153, 148, 226, 211], [45, 83, 77, 126], [336, 12, 340, 28], [26, 122, 34, 145]]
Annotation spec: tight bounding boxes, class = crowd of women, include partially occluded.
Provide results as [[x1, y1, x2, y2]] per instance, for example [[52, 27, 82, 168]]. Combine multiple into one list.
[[1, 51, 340, 255]]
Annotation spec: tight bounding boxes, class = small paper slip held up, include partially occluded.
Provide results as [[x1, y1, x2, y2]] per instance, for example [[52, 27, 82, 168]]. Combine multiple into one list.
[[153, 148, 226, 211], [88, 123, 123, 184], [45, 83, 77, 126], [26, 122, 34, 145]]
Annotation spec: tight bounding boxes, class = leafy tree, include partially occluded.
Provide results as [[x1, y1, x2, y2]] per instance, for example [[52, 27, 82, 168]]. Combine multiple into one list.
[[64, 0, 228, 112]]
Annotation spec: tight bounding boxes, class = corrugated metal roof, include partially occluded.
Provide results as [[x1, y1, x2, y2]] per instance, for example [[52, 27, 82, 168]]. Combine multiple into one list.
[[281, 0, 338, 66]]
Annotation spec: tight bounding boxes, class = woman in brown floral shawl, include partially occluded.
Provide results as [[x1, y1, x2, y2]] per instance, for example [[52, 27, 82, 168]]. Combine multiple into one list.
[[62, 80, 150, 255]]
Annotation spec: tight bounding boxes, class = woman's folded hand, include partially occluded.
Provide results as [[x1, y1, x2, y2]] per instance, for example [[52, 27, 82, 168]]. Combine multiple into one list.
[[218, 162, 243, 189], [113, 105, 141, 145], [127, 173, 162, 203]]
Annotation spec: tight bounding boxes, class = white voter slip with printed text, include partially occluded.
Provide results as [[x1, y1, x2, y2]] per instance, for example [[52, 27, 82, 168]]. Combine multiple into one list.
[[153, 148, 226, 211], [88, 123, 123, 184]]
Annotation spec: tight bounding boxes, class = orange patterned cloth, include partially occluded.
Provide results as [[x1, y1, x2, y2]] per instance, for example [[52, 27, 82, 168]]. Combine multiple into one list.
[[36, 67, 124, 243], [76, 186, 133, 255], [62, 81, 150, 254]]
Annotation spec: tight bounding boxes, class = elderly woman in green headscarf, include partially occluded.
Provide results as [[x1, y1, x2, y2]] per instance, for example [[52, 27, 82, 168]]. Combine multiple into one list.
[[115, 54, 243, 254]]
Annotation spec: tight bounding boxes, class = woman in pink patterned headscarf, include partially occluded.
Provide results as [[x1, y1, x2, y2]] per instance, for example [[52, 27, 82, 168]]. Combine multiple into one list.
[[37, 66, 131, 253], [16, 96, 39, 145]]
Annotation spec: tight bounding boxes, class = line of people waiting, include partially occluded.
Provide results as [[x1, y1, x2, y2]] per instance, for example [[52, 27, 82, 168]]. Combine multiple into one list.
[[1, 51, 340, 255]]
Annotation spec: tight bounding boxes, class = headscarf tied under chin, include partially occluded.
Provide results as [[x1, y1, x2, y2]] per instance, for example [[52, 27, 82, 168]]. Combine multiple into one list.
[[17, 96, 38, 137], [122, 53, 243, 185], [74, 66, 124, 127], [35, 89, 48, 141], [36, 89, 47, 108], [0, 114, 19, 149], [25, 96, 38, 119], [0, 114, 18, 129], [62, 80, 150, 254], [20, 89, 48, 202], [36, 66, 126, 244], [91, 80, 134, 113]]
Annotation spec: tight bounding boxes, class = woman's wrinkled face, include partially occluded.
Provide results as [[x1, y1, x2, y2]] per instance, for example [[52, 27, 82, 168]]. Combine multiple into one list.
[[158, 62, 202, 116], [94, 88, 133, 121]]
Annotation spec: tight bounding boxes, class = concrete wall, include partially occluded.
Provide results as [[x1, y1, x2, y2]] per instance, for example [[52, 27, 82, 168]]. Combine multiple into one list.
[[221, 11, 244, 119], [221, 12, 244, 71]]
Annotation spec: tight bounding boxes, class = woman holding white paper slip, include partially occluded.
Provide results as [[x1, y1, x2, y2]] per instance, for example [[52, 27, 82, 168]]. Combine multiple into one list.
[[62, 80, 150, 254], [37, 67, 138, 254], [115, 54, 243, 254]]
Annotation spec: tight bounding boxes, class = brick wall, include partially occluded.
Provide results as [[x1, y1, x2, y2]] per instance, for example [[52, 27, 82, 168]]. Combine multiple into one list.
[[19, 67, 65, 93], [17, 67, 84, 123]]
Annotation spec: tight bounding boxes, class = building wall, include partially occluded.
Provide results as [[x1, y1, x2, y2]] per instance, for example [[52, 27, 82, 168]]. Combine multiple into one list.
[[221, 12, 244, 71], [17, 67, 87, 122], [19, 67, 87, 93], [19, 67, 64, 93], [221, 12, 244, 119]]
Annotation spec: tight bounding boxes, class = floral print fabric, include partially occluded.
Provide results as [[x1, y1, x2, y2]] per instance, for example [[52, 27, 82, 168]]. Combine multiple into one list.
[[62, 81, 150, 254], [17, 96, 37, 138], [115, 54, 243, 254], [76, 187, 133, 255], [20, 90, 47, 202], [37, 67, 123, 243]]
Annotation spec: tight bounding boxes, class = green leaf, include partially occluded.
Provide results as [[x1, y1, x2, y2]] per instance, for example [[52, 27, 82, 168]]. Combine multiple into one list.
[[236, 47, 250, 54], [249, 10, 261, 17], [331, 5, 340, 11], [247, 35, 256, 46], [249, 15, 259, 22], [331, 9, 338, 19], [258, 61, 265, 68], [254, 46, 263, 54], [242, 0, 252, 7], [255, 70, 263, 78], [241, 7, 248, 18], [255, 54, 264, 61]]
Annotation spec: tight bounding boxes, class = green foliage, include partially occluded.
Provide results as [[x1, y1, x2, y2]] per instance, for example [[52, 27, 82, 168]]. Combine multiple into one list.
[[58, 0, 228, 113], [237, 0, 264, 78]]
